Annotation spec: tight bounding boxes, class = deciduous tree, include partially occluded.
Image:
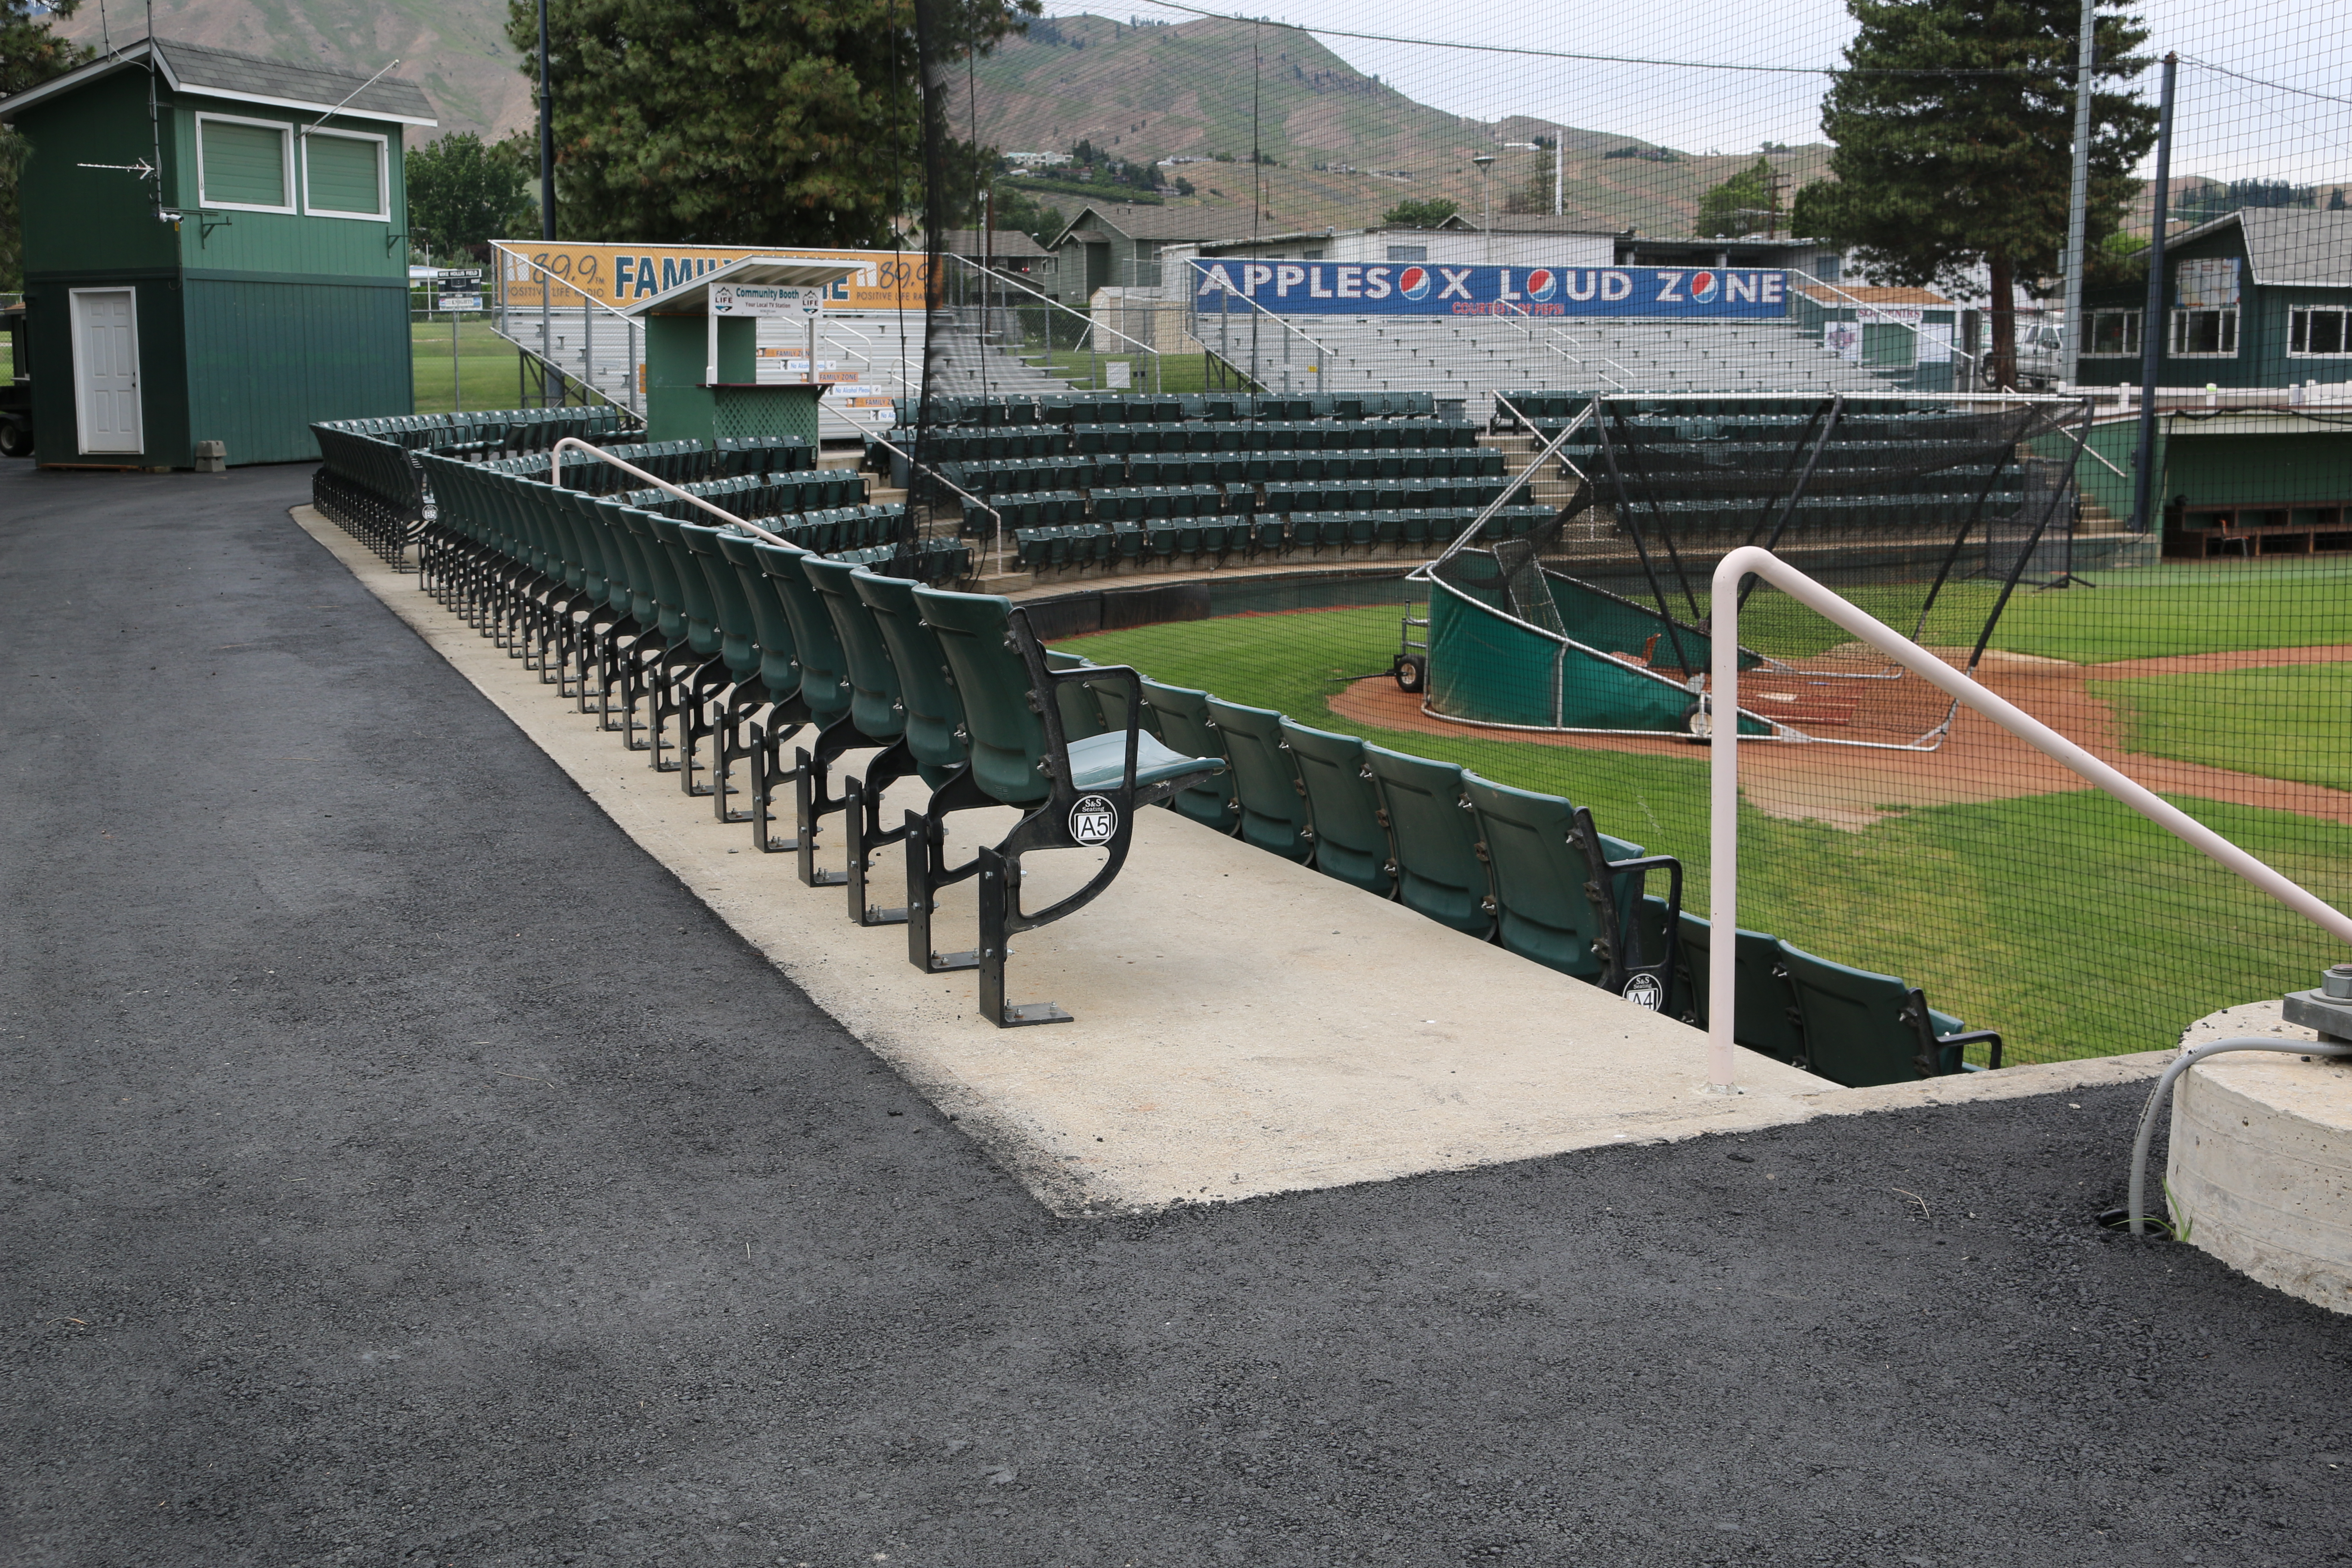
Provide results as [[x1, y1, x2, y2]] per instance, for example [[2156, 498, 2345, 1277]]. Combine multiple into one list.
[[406, 132, 539, 257], [505, 0, 1035, 245]]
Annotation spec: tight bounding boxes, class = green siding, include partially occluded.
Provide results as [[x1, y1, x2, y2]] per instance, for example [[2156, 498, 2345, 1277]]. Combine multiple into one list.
[[303, 131, 382, 216], [183, 276, 413, 462], [21, 276, 188, 466], [14, 73, 181, 277], [198, 117, 290, 208]]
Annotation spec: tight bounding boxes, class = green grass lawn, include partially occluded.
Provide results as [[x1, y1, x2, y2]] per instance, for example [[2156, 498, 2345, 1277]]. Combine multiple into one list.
[[411, 316, 542, 415], [1060, 603, 2352, 1064], [2093, 663, 2352, 792]]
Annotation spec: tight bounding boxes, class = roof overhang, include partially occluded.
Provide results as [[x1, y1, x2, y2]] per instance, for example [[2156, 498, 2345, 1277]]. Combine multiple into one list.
[[620, 255, 867, 317], [0, 40, 437, 126]]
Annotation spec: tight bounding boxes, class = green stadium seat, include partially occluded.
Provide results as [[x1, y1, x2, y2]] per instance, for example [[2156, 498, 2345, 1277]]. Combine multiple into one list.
[[1669, 912, 1810, 1069], [1774, 942, 2003, 1087], [910, 588, 1225, 1024], [802, 554, 931, 925], [1277, 719, 1396, 898], [1205, 698, 1311, 861], [1361, 746, 1494, 938], [1463, 775, 1682, 1004], [1138, 679, 1239, 834]]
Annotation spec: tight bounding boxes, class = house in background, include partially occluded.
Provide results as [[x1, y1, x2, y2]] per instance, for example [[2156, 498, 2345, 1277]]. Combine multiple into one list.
[[2072, 209, 2352, 559], [0, 38, 433, 468]]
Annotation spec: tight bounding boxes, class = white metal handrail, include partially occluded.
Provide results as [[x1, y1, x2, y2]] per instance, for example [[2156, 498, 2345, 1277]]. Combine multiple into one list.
[[946, 254, 1165, 363], [1191, 280, 1344, 393], [863, 427, 1008, 576], [1704, 545, 2352, 1091], [493, 251, 643, 416], [547, 438, 790, 545]]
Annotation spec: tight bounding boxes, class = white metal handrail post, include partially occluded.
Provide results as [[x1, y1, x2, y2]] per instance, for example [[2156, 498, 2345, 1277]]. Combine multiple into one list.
[[1706, 545, 2352, 1092]]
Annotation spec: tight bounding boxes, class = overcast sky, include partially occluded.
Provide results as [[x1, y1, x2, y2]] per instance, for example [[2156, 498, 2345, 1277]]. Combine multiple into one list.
[[1060, 0, 2351, 184]]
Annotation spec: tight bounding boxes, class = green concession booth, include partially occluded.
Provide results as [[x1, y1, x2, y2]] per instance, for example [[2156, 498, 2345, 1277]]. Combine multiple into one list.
[[0, 38, 433, 468], [621, 257, 864, 447]]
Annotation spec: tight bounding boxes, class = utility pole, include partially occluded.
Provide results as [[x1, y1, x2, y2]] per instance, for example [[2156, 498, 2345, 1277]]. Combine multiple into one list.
[[2132, 53, 2177, 536], [537, 0, 555, 243], [2059, 0, 2097, 388]]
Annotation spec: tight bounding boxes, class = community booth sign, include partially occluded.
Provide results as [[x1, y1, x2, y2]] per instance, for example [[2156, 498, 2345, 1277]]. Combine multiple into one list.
[[1190, 260, 1790, 318]]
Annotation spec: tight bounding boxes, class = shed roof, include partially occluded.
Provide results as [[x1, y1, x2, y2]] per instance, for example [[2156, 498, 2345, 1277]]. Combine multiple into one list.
[[1047, 203, 1272, 247], [621, 255, 866, 317], [937, 229, 1049, 259], [0, 37, 436, 126], [2166, 208, 2352, 287]]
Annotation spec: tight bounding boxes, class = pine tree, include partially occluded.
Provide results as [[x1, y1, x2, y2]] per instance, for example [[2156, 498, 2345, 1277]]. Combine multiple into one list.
[[1790, 0, 2156, 388]]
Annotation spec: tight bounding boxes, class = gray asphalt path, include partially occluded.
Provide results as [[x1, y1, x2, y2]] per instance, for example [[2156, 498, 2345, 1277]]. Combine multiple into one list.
[[4, 459, 2347, 1568]]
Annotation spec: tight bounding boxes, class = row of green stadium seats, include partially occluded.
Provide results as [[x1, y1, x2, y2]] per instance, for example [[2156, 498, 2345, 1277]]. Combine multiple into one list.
[[946, 449, 1504, 495], [1034, 662, 1682, 1007], [1641, 904, 2003, 1087], [752, 505, 907, 556], [1010, 508, 1545, 567], [1256, 478, 1522, 513], [623, 470, 865, 519], [1037, 651, 2004, 1085], [903, 391, 1446, 427], [413, 454, 1166, 1026], [914, 419, 1485, 463]]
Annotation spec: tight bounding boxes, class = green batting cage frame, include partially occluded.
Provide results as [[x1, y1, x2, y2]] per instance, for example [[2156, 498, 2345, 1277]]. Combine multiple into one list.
[[1413, 391, 2098, 749]]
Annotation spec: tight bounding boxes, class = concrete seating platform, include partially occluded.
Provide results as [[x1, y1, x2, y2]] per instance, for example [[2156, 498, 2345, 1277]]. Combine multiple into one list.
[[297, 504, 2165, 1214]]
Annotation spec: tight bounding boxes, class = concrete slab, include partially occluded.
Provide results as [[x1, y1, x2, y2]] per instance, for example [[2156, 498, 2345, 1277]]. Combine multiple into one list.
[[295, 506, 1856, 1213]]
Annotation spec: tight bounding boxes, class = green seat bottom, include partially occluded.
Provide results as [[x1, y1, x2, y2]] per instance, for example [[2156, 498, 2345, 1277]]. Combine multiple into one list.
[[1065, 732, 1225, 795]]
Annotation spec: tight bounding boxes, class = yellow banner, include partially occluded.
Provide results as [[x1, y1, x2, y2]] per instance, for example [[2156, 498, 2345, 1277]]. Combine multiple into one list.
[[494, 242, 926, 312]]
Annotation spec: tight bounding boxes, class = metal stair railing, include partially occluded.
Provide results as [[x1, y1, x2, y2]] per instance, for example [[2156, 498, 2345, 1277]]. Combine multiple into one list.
[[1701, 544, 2352, 1091], [493, 250, 643, 416]]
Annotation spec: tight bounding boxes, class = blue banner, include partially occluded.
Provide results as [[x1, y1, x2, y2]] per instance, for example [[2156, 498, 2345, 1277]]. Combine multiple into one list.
[[1188, 259, 1788, 318]]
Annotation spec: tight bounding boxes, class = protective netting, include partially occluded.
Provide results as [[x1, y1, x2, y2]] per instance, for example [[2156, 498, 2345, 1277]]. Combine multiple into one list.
[[890, 0, 2351, 1071], [1425, 393, 2092, 746]]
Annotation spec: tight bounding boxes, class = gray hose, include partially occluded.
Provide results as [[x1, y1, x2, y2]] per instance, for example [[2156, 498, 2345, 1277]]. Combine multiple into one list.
[[2129, 1036, 2352, 1236]]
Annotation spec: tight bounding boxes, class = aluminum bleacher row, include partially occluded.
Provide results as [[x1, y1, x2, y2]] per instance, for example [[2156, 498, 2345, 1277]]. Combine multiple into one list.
[[1032, 651, 2003, 1087]]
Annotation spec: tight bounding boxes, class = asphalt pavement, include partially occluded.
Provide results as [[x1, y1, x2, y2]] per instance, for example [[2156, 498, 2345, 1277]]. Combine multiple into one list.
[[4, 456, 2348, 1568]]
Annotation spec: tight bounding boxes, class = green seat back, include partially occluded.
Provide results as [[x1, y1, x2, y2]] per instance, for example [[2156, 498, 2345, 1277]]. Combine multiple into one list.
[[677, 521, 761, 678], [646, 515, 723, 657], [1043, 650, 1114, 741], [713, 529, 801, 698], [1464, 774, 1641, 983], [1676, 914, 1807, 1067], [912, 585, 1054, 808], [1776, 942, 1940, 1088], [750, 539, 851, 726], [615, 507, 687, 640], [1277, 720, 1395, 897], [801, 554, 906, 742], [1363, 745, 1492, 937], [851, 569, 967, 784], [1138, 679, 1237, 833], [1205, 697, 1310, 861]]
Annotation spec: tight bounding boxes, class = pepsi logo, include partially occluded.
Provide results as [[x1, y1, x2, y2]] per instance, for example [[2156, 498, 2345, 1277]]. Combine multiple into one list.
[[1688, 270, 1720, 303], [1397, 266, 1431, 300], [1525, 269, 1556, 300]]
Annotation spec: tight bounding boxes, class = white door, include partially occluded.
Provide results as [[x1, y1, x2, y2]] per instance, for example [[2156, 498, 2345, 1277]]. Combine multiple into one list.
[[70, 289, 143, 454]]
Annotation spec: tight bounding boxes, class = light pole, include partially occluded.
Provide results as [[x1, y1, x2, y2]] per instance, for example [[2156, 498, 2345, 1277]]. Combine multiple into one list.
[[1504, 138, 1561, 217], [1472, 153, 1495, 263]]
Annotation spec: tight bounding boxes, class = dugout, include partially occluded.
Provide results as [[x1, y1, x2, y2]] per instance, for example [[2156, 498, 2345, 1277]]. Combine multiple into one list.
[[0, 39, 433, 468]]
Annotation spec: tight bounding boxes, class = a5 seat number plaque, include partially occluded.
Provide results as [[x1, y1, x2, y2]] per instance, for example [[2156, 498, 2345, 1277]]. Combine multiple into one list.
[[1069, 795, 1119, 847]]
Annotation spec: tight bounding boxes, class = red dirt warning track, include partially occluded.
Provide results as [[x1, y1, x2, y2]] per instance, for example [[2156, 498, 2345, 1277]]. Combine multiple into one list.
[[1329, 645, 2352, 830]]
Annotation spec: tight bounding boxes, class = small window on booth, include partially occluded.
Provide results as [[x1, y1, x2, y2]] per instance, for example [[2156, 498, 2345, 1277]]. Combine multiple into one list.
[[303, 129, 389, 220], [2290, 307, 2349, 357], [2084, 309, 2140, 356], [196, 114, 294, 212], [1386, 245, 1428, 262], [2170, 307, 2238, 357]]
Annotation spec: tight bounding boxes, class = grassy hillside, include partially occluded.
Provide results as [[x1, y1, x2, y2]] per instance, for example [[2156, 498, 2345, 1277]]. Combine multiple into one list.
[[965, 15, 1832, 236], [53, 0, 531, 141]]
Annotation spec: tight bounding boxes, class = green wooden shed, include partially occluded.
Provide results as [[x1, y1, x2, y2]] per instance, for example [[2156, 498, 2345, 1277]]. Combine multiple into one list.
[[0, 38, 434, 468]]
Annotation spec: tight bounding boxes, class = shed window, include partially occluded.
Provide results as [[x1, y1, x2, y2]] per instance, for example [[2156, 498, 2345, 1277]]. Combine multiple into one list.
[[2290, 307, 2348, 357], [2084, 309, 2140, 357], [1386, 245, 1428, 262], [2170, 307, 2237, 357], [197, 116, 292, 211], [303, 130, 387, 218]]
